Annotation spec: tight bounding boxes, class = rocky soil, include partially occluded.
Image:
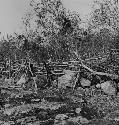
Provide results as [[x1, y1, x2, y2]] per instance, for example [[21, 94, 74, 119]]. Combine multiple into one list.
[[0, 82, 119, 125]]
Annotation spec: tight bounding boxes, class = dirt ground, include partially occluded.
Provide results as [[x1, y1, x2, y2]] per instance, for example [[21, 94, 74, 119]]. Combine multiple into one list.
[[0, 84, 119, 125]]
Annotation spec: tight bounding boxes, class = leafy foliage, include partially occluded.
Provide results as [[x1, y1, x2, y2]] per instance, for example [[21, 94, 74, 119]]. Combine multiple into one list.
[[1, 1, 119, 125]]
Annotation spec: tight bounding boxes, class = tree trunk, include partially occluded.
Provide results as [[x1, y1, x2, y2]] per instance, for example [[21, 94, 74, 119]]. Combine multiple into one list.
[[43, 61, 52, 87]]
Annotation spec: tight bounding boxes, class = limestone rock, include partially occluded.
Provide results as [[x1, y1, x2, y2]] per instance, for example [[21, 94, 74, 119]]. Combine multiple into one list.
[[96, 83, 101, 88], [100, 81, 116, 95], [54, 114, 68, 125], [75, 107, 81, 114], [55, 114, 68, 121], [80, 78, 91, 87], [16, 74, 26, 86], [79, 116, 90, 124], [58, 70, 76, 89]]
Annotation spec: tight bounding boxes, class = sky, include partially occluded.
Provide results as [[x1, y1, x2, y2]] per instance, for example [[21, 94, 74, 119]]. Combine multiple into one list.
[[62, 0, 93, 20], [0, 0, 94, 38], [0, 0, 30, 37]]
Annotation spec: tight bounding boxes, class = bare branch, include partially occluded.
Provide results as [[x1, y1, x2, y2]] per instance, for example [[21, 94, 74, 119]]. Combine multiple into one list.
[[73, 50, 119, 79]]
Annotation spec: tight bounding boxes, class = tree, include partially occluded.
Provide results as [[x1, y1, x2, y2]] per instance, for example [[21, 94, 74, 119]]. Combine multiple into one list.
[[89, 0, 119, 31], [86, 0, 119, 59], [22, 0, 83, 62]]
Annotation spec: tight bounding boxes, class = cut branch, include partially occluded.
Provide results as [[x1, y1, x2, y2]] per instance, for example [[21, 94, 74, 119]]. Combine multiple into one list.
[[73, 51, 119, 79], [81, 63, 119, 79]]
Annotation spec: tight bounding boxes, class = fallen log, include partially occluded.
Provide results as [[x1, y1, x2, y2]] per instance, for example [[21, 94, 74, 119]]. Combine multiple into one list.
[[73, 51, 119, 80], [81, 63, 119, 79], [50, 62, 119, 80]]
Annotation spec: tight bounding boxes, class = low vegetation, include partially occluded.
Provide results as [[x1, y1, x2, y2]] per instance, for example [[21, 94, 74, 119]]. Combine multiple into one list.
[[1, 0, 119, 124]]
